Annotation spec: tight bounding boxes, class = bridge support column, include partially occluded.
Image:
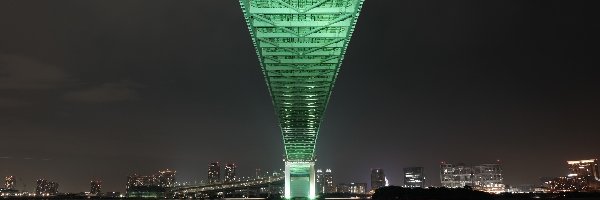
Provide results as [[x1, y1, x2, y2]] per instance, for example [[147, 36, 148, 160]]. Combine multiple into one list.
[[284, 161, 316, 199]]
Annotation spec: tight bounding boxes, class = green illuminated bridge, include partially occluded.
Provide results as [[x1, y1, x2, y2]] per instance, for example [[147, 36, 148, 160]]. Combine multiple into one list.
[[239, 0, 365, 198]]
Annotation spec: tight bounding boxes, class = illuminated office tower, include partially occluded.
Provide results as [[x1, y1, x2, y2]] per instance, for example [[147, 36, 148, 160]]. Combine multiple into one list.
[[349, 182, 367, 194], [5, 176, 15, 190], [224, 163, 237, 183], [440, 162, 504, 193], [126, 173, 158, 189], [567, 159, 600, 191], [568, 159, 600, 180], [324, 169, 335, 193], [404, 167, 425, 188], [158, 169, 176, 187], [125, 170, 176, 197], [337, 182, 366, 194], [316, 169, 324, 194], [36, 179, 59, 195], [256, 168, 265, 179], [472, 163, 504, 193], [208, 162, 221, 184], [315, 169, 334, 193], [337, 183, 350, 193], [90, 180, 102, 195], [440, 163, 473, 188], [371, 168, 386, 191]]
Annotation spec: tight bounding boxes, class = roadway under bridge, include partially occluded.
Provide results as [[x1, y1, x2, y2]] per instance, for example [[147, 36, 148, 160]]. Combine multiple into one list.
[[171, 175, 284, 198]]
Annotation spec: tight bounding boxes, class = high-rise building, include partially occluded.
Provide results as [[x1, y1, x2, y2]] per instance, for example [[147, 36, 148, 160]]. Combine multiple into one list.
[[125, 169, 175, 198], [349, 182, 367, 194], [337, 183, 350, 193], [256, 168, 263, 179], [158, 169, 176, 187], [35, 179, 59, 195], [440, 163, 473, 188], [404, 167, 425, 188], [568, 159, 600, 179], [336, 182, 367, 194], [5, 176, 15, 190], [224, 163, 236, 183], [324, 169, 335, 193], [126, 169, 176, 189], [472, 164, 504, 193], [127, 173, 157, 189], [371, 168, 386, 191], [316, 169, 324, 194], [542, 176, 578, 192], [566, 159, 600, 191], [90, 180, 102, 195], [208, 162, 221, 184], [315, 169, 334, 194], [440, 162, 504, 193]]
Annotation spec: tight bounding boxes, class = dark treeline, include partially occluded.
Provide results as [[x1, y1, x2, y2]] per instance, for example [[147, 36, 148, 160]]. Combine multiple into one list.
[[373, 186, 600, 200], [497, 192, 600, 200], [373, 186, 493, 200]]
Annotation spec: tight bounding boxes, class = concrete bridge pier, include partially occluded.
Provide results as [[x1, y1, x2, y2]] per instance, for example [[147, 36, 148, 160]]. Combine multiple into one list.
[[284, 161, 316, 199]]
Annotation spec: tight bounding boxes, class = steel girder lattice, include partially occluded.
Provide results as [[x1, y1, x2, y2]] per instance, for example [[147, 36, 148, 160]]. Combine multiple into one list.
[[239, 0, 365, 162]]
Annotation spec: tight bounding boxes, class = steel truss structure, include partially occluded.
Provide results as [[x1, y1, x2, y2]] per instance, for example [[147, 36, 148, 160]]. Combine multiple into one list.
[[239, 0, 365, 198]]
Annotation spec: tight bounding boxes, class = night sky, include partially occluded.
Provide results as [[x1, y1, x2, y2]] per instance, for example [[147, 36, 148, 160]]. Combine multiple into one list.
[[1, 0, 599, 193]]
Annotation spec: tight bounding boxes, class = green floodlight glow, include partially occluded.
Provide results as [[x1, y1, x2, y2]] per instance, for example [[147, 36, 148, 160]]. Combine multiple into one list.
[[239, 0, 365, 198]]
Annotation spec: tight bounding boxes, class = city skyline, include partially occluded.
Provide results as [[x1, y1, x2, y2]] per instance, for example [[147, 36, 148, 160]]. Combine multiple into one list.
[[1, 0, 599, 193], [3, 158, 598, 195]]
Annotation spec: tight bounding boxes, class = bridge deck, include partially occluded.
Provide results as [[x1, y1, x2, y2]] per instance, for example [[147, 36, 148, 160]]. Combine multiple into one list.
[[239, 0, 365, 161]]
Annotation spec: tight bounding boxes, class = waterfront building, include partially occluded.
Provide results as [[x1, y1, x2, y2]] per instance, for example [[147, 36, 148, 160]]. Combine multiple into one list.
[[316, 169, 324, 194], [35, 179, 59, 195], [4, 176, 15, 190], [440, 162, 504, 193], [255, 168, 263, 179], [90, 180, 102, 195], [472, 163, 504, 193], [440, 163, 473, 188], [158, 169, 176, 187], [349, 182, 367, 194], [126, 169, 175, 190], [224, 163, 236, 182], [542, 159, 600, 192], [208, 162, 221, 184], [543, 159, 600, 192], [567, 159, 600, 191], [337, 183, 350, 193], [404, 167, 425, 188], [324, 169, 335, 193], [568, 159, 600, 179], [542, 176, 578, 192], [337, 182, 367, 194], [127, 174, 157, 189], [315, 169, 335, 194], [126, 169, 175, 198], [371, 168, 386, 191]]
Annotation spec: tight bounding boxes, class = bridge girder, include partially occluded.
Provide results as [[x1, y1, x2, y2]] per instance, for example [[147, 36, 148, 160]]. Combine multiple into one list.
[[239, 0, 365, 198]]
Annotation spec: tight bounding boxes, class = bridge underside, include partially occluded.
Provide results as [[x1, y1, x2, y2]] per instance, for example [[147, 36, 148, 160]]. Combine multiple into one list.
[[239, 0, 365, 198]]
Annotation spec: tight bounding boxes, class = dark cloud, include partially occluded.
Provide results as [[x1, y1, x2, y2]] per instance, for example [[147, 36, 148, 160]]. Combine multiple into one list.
[[0, 97, 28, 108], [63, 81, 141, 103], [0, 54, 68, 90]]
